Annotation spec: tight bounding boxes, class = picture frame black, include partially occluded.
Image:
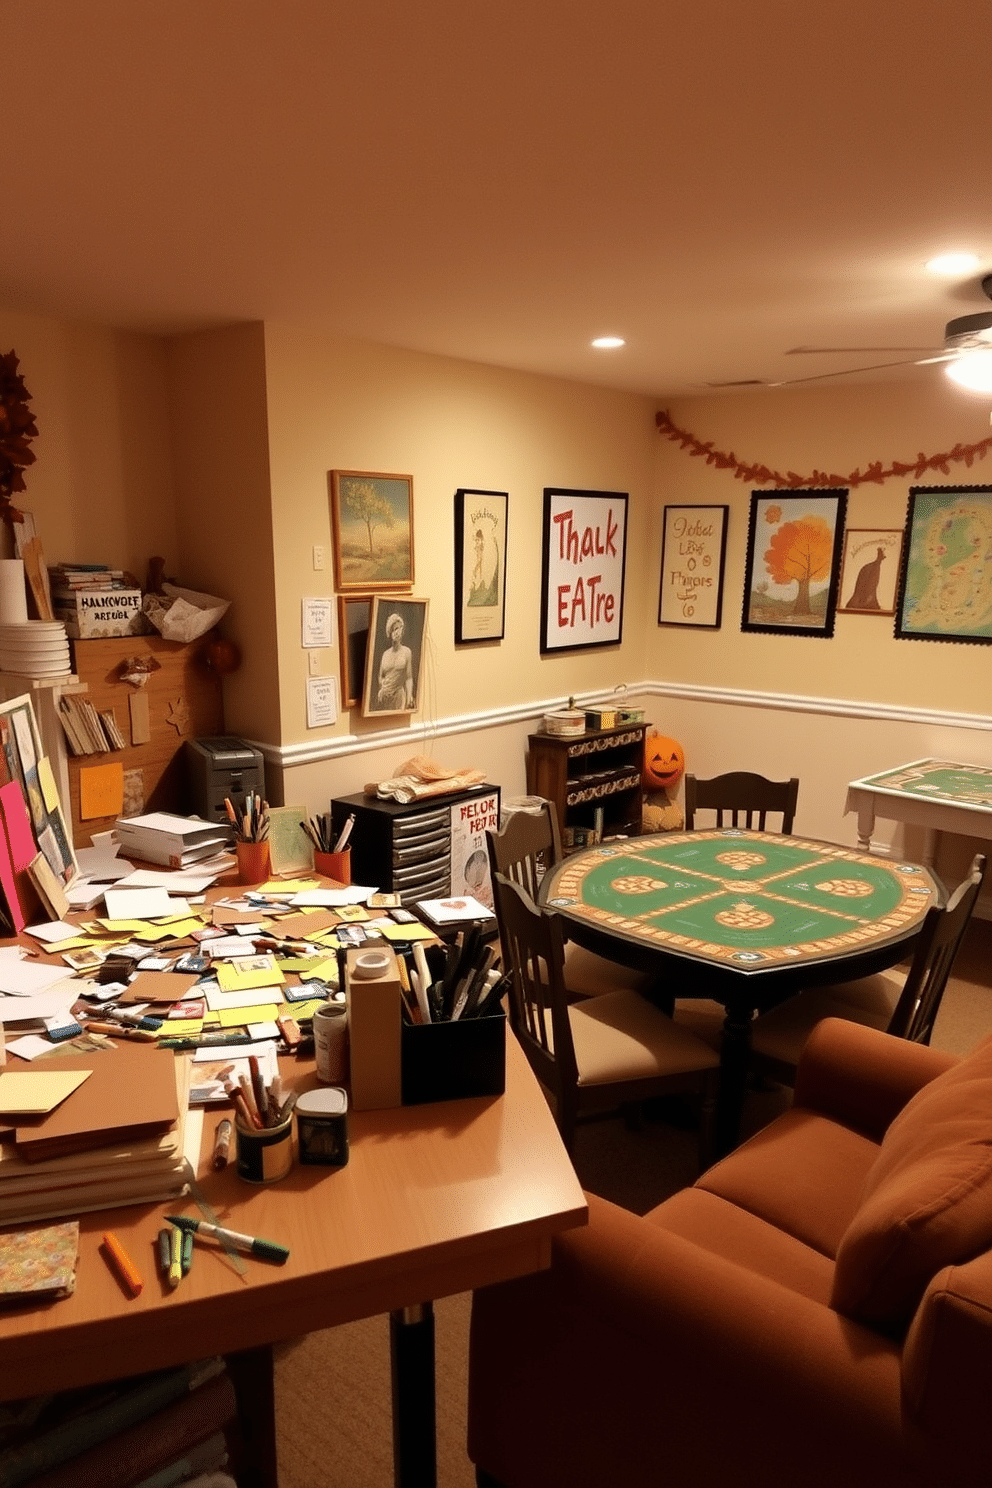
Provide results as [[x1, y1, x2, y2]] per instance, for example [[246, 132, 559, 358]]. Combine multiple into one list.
[[454, 488, 508, 644], [657, 504, 728, 628], [337, 595, 373, 709], [741, 489, 847, 638], [540, 487, 628, 653], [893, 485, 992, 644]]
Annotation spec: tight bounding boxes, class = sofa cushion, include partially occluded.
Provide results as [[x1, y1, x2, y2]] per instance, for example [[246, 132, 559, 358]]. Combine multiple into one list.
[[647, 1187, 836, 1305], [832, 1033, 992, 1331], [696, 1107, 880, 1257]]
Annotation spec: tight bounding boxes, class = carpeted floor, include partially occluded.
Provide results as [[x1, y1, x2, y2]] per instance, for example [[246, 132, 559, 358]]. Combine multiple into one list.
[[273, 917, 992, 1488]]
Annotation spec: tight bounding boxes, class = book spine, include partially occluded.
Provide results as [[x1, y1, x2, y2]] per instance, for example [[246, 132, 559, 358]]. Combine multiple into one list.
[[21, 1371, 236, 1488], [0, 1361, 224, 1488]]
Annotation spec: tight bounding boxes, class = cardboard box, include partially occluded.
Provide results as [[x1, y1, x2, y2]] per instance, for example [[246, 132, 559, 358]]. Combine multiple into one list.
[[54, 588, 146, 638]]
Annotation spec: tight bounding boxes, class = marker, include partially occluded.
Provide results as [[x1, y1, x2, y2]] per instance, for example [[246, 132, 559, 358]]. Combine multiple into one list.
[[168, 1225, 183, 1288], [165, 1215, 289, 1265], [102, 1232, 143, 1295]]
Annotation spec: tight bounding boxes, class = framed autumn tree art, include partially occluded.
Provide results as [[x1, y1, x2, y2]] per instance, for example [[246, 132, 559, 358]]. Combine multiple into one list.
[[741, 490, 847, 638]]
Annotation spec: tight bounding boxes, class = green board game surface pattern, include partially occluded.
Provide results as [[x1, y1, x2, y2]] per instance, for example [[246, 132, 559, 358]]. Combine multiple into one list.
[[857, 759, 992, 810], [546, 830, 934, 969]]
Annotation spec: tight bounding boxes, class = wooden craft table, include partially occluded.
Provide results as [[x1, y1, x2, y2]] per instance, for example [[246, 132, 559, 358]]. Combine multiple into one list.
[[0, 890, 587, 1488], [541, 829, 939, 1153], [846, 757, 992, 860]]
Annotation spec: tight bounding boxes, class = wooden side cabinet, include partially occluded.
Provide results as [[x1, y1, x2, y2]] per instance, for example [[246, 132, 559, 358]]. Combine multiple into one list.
[[526, 724, 646, 846]]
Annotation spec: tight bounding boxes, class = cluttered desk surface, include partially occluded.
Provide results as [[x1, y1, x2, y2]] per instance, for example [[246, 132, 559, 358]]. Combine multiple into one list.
[[0, 848, 586, 1405]]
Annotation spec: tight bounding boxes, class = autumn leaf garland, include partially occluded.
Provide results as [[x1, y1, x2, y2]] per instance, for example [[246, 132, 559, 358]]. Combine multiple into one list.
[[655, 408, 992, 489], [0, 350, 38, 515]]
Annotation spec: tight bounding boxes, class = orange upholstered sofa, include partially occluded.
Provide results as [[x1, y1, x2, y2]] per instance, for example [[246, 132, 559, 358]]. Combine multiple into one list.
[[468, 1018, 992, 1488]]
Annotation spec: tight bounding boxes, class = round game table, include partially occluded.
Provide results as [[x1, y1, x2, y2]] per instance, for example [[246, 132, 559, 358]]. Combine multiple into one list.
[[540, 828, 940, 1152]]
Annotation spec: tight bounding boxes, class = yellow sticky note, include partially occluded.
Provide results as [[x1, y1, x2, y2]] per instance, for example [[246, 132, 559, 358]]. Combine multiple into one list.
[[0, 1069, 92, 1114], [38, 756, 60, 813], [282, 997, 325, 1020], [160, 1019, 204, 1038], [217, 1003, 279, 1027]]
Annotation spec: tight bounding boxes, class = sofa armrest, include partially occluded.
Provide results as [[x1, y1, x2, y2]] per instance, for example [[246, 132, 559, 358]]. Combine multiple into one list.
[[793, 1018, 956, 1139], [469, 1192, 913, 1488]]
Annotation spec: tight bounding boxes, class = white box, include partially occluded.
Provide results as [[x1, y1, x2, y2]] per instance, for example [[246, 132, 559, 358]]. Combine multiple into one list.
[[55, 588, 145, 638]]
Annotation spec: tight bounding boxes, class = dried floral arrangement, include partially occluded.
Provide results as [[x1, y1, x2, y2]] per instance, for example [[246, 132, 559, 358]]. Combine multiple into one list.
[[0, 350, 38, 518]]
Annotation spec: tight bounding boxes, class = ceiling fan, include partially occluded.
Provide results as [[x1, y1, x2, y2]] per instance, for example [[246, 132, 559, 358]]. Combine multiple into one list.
[[769, 273, 992, 388]]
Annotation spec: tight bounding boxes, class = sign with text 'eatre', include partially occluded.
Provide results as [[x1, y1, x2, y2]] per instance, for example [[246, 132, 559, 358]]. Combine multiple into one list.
[[540, 488, 628, 653]]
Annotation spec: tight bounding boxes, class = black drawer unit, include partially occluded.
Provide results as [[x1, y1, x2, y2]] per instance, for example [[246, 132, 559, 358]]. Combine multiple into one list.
[[330, 785, 500, 904]]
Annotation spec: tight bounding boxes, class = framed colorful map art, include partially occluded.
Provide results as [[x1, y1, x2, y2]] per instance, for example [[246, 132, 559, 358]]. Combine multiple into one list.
[[894, 485, 992, 644]]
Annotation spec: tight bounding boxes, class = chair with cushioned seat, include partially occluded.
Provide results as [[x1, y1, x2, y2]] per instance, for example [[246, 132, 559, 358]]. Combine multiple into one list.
[[684, 770, 799, 833], [492, 871, 720, 1165], [748, 852, 987, 1086], [486, 800, 657, 1000]]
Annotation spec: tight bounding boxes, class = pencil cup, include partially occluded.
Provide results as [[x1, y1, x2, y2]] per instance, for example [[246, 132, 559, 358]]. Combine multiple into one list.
[[314, 848, 351, 884], [314, 1002, 349, 1084], [235, 1112, 293, 1183], [236, 839, 271, 885]]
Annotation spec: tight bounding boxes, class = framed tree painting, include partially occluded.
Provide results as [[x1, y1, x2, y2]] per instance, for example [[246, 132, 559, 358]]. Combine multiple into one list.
[[329, 470, 414, 592], [362, 595, 430, 716], [894, 485, 992, 644], [454, 488, 508, 643], [741, 489, 847, 638], [540, 488, 628, 653], [837, 528, 903, 615], [658, 505, 728, 627]]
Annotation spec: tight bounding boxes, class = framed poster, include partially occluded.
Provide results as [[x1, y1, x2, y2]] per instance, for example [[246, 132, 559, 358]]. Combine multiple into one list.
[[540, 488, 628, 653], [894, 485, 992, 644], [658, 505, 728, 627], [454, 488, 508, 643], [329, 470, 414, 592], [838, 528, 903, 615], [337, 595, 373, 709], [362, 595, 429, 716], [741, 489, 847, 638]]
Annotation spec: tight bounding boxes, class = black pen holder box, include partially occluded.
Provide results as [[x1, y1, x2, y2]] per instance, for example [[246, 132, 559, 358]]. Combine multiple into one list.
[[401, 1011, 506, 1105]]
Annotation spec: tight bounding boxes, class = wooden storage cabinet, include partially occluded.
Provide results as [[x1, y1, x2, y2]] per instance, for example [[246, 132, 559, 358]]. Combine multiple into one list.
[[526, 724, 646, 845]]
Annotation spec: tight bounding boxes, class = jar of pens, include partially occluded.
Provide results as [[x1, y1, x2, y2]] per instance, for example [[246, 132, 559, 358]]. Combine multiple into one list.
[[230, 1056, 297, 1184], [397, 927, 510, 1105], [226, 791, 271, 885], [302, 810, 354, 884]]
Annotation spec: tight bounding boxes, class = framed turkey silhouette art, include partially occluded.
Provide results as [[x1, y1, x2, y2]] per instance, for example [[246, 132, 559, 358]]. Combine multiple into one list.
[[838, 528, 903, 616]]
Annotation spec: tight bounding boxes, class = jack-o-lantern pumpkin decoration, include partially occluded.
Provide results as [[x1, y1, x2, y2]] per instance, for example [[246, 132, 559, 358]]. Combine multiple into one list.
[[643, 733, 685, 792]]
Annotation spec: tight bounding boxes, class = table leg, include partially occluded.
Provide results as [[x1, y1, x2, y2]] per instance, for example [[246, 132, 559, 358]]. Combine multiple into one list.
[[226, 1344, 279, 1488], [715, 995, 753, 1158], [855, 801, 876, 853], [390, 1302, 437, 1488]]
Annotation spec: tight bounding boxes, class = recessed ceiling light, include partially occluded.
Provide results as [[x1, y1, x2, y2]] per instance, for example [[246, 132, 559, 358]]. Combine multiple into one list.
[[925, 253, 980, 276], [946, 351, 992, 393], [591, 336, 625, 349]]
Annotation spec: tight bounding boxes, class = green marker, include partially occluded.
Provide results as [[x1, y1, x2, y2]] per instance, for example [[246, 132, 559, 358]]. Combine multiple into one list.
[[165, 1214, 289, 1265]]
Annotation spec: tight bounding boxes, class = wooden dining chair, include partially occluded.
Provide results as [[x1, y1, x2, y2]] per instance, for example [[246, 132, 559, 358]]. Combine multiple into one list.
[[747, 852, 988, 1086], [684, 771, 799, 833], [486, 801, 656, 1000], [492, 873, 720, 1165]]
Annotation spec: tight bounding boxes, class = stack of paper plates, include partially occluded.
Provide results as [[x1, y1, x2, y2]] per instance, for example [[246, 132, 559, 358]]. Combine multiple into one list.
[[0, 621, 72, 677]]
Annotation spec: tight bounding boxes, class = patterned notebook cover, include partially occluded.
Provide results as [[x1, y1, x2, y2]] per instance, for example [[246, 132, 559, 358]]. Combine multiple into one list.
[[0, 1219, 79, 1303]]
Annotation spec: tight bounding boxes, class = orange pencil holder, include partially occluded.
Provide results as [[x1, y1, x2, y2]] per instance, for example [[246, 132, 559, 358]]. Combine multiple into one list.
[[314, 848, 351, 884], [236, 839, 271, 885]]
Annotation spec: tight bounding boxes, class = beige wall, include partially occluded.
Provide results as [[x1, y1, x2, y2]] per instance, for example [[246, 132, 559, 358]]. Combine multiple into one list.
[[0, 307, 177, 574]]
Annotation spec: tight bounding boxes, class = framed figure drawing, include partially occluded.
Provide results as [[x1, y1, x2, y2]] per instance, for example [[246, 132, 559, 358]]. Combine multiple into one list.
[[454, 488, 508, 643], [894, 485, 992, 643], [741, 490, 847, 638], [362, 596, 429, 716], [329, 470, 414, 592], [540, 487, 628, 653], [658, 505, 728, 627], [838, 529, 903, 615]]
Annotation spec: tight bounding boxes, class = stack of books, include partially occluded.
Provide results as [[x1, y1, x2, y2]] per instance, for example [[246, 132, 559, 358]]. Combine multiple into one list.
[[57, 693, 126, 755], [114, 812, 232, 868], [48, 564, 145, 639], [0, 1047, 194, 1227]]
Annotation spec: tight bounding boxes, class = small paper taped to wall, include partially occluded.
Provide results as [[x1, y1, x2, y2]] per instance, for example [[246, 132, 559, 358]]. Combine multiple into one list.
[[79, 760, 125, 820]]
